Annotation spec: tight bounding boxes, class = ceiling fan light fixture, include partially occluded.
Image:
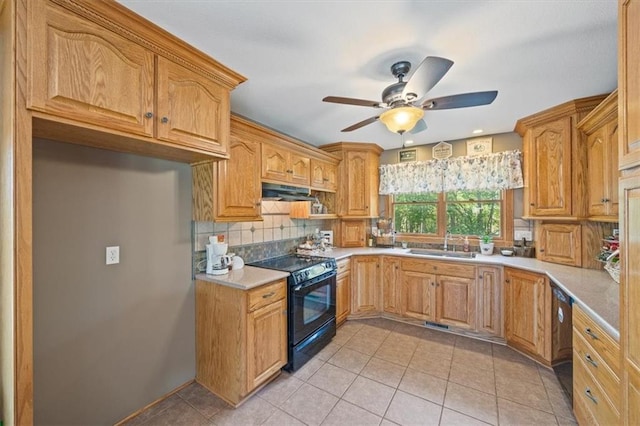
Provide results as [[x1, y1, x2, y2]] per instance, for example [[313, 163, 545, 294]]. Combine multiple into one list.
[[379, 106, 424, 134]]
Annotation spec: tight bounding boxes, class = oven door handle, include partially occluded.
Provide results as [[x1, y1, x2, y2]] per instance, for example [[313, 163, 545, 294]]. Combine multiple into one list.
[[293, 271, 336, 291]]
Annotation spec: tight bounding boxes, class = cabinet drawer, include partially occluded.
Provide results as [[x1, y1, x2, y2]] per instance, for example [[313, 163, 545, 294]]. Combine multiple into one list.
[[337, 259, 351, 275], [401, 259, 475, 278], [573, 305, 620, 374], [573, 328, 620, 407], [247, 280, 286, 312], [573, 351, 620, 424]]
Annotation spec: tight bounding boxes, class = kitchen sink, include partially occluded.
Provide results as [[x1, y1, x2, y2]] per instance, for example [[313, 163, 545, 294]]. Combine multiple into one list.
[[409, 249, 477, 259]]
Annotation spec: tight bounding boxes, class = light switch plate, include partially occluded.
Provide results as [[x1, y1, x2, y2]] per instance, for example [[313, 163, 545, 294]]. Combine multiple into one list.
[[514, 230, 532, 241]]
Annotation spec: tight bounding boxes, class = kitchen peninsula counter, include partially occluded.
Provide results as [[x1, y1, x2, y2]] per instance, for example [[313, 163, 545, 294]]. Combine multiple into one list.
[[196, 266, 289, 290], [320, 247, 620, 339]]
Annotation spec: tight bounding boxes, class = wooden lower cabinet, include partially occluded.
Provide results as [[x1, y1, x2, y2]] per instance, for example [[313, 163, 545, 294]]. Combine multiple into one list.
[[196, 279, 287, 406], [436, 274, 476, 330], [504, 268, 550, 363], [336, 259, 351, 325], [382, 256, 400, 314], [400, 269, 436, 321], [351, 256, 381, 315], [477, 266, 504, 338], [572, 304, 621, 424]]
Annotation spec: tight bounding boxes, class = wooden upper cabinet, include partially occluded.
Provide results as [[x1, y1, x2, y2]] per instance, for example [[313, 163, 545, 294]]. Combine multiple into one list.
[[528, 118, 573, 217], [192, 116, 262, 222], [310, 159, 338, 192], [619, 0, 640, 169], [537, 222, 582, 267], [515, 95, 607, 219], [320, 142, 383, 218], [262, 144, 310, 186], [578, 91, 619, 221], [156, 57, 229, 155], [28, 1, 155, 136], [26, 0, 244, 160]]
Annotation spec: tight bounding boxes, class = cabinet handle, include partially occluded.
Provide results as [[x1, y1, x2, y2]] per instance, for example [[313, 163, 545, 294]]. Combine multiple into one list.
[[603, 198, 610, 203], [530, 203, 535, 206], [584, 388, 598, 404], [255, 202, 262, 207], [585, 327, 599, 340], [161, 116, 169, 124], [144, 112, 153, 119], [539, 249, 545, 252], [505, 279, 510, 283], [262, 292, 275, 299], [585, 353, 598, 368], [323, 178, 329, 182]]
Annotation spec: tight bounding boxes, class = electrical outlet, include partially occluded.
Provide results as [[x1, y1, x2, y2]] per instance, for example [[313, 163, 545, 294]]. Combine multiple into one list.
[[106, 246, 119, 265], [514, 230, 532, 241]]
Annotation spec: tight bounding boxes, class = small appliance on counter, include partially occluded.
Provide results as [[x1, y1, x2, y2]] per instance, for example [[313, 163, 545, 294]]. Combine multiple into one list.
[[206, 238, 232, 275]]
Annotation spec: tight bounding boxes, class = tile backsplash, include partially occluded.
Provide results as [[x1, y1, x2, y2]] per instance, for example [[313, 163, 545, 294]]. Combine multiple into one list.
[[192, 201, 327, 271]]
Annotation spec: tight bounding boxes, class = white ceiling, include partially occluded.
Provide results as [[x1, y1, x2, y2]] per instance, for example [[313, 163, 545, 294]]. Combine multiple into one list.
[[118, 0, 618, 151]]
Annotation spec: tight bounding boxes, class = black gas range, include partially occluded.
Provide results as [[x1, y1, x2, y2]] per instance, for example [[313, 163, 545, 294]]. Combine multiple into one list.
[[248, 254, 337, 371]]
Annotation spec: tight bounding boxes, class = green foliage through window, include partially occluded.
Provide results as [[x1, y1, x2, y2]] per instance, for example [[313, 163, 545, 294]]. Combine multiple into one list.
[[393, 190, 503, 238]]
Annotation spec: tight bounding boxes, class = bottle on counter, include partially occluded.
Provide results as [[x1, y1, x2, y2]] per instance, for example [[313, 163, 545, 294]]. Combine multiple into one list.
[[463, 236, 470, 252]]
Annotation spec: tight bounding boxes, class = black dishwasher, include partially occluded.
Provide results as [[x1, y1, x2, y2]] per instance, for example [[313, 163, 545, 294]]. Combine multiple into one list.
[[552, 284, 574, 404]]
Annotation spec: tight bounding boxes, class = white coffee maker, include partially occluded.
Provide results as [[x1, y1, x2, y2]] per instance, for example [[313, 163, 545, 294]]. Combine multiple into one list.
[[206, 240, 231, 275]]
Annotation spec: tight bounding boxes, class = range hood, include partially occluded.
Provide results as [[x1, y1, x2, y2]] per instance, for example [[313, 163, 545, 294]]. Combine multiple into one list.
[[261, 182, 316, 201]]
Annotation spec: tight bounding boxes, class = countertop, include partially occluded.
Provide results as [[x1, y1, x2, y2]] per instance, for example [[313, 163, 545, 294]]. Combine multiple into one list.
[[195, 247, 619, 340], [195, 266, 289, 290], [323, 247, 620, 340]]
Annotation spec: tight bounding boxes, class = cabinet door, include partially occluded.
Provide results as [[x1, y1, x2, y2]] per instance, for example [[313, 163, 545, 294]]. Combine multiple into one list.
[[436, 275, 476, 330], [528, 118, 572, 216], [586, 128, 609, 217], [341, 220, 366, 247], [400, 270, 435, 322], [537, 223, 582, 267], [262, 144, 290, 182], [621, 171, 640, 423], [606, 120, 620, 216], [311, 160, 338, 192], [289, 152, 310, 186], [505, 268, 549, 362], [157, 57, 229, 155], [345, 151, 371, 216], [382, 257, 400, 314], [477, 266, 503, 337], [351, 257, 380, 314], [619, 0, 640, 169], [336, 272, 351, 325], [28, 2, 155, 136], [246, 298, 287, 391], [215, 136, 262, 221]]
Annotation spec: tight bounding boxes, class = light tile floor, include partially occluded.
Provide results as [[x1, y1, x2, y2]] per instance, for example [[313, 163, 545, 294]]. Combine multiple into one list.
[[125, 318, 577, 426]]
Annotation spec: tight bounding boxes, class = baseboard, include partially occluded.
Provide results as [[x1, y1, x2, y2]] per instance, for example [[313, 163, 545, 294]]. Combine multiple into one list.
[[114, 379, 194, 425]]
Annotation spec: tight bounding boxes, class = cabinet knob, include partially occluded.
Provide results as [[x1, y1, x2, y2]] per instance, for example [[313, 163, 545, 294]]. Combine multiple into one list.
[[530, 203, 535, 206], [505, 279, 510, 283], [479, 275, 483, 279], [323, 178, 329, 182], [161, 116, 169, 124], [603, 198, 610, 203], [144, 112, 153, 119], [255, 202, 262, 207], [539, 249, 545, 252]]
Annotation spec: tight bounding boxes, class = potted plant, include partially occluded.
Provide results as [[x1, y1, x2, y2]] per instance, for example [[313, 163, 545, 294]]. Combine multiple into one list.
[[479, 235, 495, 255]]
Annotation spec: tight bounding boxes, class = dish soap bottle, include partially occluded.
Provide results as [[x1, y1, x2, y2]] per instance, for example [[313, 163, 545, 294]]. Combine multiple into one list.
[[463, 236, 470, 253]]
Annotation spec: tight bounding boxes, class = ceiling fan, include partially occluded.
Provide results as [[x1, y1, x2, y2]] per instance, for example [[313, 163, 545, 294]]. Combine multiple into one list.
[[323, 56, 498, 135]]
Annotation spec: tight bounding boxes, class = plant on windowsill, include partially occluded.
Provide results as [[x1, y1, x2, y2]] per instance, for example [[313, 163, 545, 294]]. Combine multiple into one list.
[[479, 235, 495, 256]]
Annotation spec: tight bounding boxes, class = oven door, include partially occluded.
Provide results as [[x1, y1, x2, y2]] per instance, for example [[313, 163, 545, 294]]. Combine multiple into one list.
[[290, 272, 336, 345]]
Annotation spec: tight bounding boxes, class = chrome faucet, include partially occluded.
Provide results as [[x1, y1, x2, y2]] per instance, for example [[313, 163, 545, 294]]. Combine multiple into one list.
[[444, 230, 451, 251]]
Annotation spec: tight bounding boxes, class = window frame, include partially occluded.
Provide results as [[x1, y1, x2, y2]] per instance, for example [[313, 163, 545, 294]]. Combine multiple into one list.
[[387, 189, 514, 248]]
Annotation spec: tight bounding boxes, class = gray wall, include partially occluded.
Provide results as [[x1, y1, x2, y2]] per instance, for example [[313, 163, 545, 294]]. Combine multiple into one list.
[[33, 140, 194, 425]]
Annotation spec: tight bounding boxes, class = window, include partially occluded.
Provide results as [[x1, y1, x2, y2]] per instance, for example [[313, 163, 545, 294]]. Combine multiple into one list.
[[392, 189, 512, 242]]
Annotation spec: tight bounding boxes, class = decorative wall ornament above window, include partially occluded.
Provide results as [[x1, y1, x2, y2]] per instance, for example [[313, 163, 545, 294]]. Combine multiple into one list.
[[379, 150, 524, 195]]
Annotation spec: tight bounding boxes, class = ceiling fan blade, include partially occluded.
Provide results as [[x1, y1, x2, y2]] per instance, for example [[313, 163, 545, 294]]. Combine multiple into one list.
[[409, 119, 428, 134], [402, 56, 454, 100], [341, 115, 380, 132], [323, 96, 385, 108], [422, 91, 498, 110]]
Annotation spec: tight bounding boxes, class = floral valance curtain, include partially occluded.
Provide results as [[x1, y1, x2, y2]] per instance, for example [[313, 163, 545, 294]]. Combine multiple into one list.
[[379, 150, 524, 195]]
